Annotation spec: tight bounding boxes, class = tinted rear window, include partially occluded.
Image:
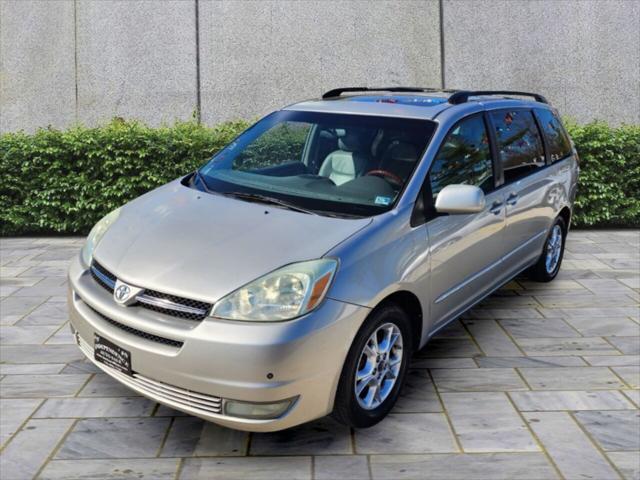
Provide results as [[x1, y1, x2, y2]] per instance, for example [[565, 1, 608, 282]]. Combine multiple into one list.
[[490, 109, 545, 184], [536, 109, 572, 162]]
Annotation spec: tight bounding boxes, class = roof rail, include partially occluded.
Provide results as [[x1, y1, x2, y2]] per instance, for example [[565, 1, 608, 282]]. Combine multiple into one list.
[[322, 86, 442, 99], [448, 90, 548, 105]]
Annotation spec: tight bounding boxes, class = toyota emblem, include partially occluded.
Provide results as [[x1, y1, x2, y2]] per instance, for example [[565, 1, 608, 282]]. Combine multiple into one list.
[[114, 284, 131, 303]]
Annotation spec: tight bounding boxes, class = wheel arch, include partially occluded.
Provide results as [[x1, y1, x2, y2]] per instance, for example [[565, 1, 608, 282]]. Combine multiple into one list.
[[371, 290, 423, 351]]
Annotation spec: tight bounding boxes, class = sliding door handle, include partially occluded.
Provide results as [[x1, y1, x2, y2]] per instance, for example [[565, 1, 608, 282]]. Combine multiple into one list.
[[506, 192, 518, 206]]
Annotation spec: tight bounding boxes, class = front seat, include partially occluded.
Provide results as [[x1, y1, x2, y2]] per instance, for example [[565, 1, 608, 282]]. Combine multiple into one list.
[[319, 130, 370, 185]]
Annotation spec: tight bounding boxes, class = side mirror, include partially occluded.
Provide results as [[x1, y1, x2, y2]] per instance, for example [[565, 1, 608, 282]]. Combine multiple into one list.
[[435, 184, 486, 214]]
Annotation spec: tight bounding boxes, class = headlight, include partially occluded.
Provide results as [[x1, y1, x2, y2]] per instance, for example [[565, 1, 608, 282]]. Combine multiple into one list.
[[80, 207, 122, 267], [210, 259, 338, 321]]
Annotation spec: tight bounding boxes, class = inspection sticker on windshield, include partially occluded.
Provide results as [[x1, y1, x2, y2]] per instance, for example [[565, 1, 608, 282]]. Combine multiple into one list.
[[375, 196, 392, 206]]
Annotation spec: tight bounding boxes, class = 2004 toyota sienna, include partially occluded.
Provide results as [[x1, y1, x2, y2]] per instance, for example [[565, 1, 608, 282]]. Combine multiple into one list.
[[68, 88, 579, 431]]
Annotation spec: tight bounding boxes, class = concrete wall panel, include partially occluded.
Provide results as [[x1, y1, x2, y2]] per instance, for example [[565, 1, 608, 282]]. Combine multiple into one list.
[[199, 0, 441, 125], [75, 0, 197, 126], [0, 0, 76, 132], [442, 0, 640, 124]]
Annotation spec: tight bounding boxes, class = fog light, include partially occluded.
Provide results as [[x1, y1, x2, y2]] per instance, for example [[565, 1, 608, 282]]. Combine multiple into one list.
[[223, 397, 296, 420]]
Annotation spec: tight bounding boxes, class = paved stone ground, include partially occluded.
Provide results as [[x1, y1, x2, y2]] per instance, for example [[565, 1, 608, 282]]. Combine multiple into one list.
[[0, 231, 638, 480]]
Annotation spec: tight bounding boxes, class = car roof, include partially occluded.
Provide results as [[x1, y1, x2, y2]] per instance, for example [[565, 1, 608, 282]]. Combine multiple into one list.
[[284, 91, 552, 121]]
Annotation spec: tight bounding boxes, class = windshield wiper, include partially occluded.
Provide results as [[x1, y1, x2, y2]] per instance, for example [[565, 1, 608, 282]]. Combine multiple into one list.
[[192, 170, 212, 192], [223, 191, 319, 216]]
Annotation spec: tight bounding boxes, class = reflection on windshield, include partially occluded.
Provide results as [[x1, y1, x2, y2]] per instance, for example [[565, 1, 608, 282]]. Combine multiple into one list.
[[197, 111, 436, 217]]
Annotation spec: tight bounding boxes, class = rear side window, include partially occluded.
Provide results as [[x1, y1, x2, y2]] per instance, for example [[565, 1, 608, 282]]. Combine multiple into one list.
[[430, 114, 494, 199], [536, 109, 572, 162], [490, 110, 545, 184]]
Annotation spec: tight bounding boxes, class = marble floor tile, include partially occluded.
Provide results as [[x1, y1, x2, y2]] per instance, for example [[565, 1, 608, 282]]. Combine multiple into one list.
[[0, 363, 66, 375], [160, 416, 247, 457], [607, 336, 640, 355], [251, 417, 351, 455], [0, 398, 43, 448], [565, 316, 640, 337], [431, 368, 527, 392], [0, 418, 74, 479], [613, 366, 640, 388], [179, 457, 311, 480], [34, 397, 155, 418], [606, 451, 640, 480], [370, 453, 558, 480], [475, 356, 586, 368], [19, 300, 69, 326], [355, 413, 457, 454], [314, 455, 370, 480], [574, 410, 640, 451], [38, 458, 180, 480], [515, 337, 620, 356], [499, 318, 580, 338], [394, 369, 442, 413], [462, 319, 522, 356], [524, 412, 619, 479], [0, 324, 59, 345], [519, 367, 626, 390], [0, 373, 89, 398], [583, 355, 640, 367], [55, 417, 171, 459], [441, 392, 538, 452], [509, 390, 635, 411]]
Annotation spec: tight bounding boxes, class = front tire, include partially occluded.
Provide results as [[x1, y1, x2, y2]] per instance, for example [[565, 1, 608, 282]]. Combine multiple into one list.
[[332, 304, 412, 428], [528, 216, 567, 282]]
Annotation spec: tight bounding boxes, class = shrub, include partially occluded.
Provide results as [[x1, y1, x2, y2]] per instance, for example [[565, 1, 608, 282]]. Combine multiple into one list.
[[1, 118, 638, 235], [564, 121, 639, 228], [1, 119, 249, 235]]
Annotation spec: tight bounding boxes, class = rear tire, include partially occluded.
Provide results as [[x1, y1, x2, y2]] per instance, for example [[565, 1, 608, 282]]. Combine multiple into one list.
[[528, 216, 566, 282], [332, 304, 412, 428]]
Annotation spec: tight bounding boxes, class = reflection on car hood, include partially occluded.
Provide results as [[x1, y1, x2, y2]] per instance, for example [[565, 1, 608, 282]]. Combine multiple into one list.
[[93, 179, 372, 303]]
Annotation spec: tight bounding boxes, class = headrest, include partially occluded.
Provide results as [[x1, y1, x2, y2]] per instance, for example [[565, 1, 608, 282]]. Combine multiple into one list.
[[337, 129, 366, 152]]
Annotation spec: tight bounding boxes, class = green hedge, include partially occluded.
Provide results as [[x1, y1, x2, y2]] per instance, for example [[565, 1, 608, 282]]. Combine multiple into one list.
[[1, 118, 638, 235]]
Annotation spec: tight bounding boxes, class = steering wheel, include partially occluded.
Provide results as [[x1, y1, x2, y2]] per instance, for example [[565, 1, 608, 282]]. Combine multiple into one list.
[[365, 169, 404, 188]]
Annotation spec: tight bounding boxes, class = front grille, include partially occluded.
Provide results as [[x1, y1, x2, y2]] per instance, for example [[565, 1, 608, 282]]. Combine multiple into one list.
[[77, 336, 222, 415], [89, 261, 212, 321], [91, 261, 116, 293], [137, 289, 211, 321], [89, 305, 183, 349]]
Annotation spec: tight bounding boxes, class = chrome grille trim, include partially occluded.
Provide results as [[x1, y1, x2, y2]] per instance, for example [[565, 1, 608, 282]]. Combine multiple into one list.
[[78, 336, 222, 415], [90, 262, 116, 292], [136, 294, 209, 317]]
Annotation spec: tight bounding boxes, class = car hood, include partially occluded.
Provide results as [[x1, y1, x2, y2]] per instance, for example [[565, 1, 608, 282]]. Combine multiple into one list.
[[93, 179, 371, 303]]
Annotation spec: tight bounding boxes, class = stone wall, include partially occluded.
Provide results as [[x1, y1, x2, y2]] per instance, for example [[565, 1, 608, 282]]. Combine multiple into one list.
[[1, 0, 637, 132]]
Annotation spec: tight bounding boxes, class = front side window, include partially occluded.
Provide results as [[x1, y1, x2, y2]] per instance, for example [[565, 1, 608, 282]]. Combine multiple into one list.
[[430, 115, 494, 199], [490, 109, 545, 183], [535, 109, 572, 162], [195, 111, 436, 217]]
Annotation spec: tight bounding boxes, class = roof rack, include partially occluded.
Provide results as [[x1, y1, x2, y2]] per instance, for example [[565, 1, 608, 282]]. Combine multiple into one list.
[[448, 90, 548, 105], [322, 86, 443, 99]]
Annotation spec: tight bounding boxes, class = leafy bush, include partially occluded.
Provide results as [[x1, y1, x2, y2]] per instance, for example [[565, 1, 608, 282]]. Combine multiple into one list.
[[1, 119, 248, 235], [1, 118, 638, 235], [564, 121, 639, 227]]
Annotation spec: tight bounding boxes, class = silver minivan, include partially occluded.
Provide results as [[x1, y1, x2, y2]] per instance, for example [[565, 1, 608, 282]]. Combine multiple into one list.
[[68, 88, 579, 431]]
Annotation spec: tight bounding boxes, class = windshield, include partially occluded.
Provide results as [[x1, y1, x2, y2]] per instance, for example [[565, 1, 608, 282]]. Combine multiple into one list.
[[194, 111, 436, 217]]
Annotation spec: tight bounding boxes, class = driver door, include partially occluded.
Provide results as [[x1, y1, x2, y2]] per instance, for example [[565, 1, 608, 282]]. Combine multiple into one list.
[[426, 113, 506, 327]]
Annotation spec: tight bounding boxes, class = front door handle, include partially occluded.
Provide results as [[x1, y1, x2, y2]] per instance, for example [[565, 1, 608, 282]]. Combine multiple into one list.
[[489, 201, 503, 215], [506, 192, 518, 206]]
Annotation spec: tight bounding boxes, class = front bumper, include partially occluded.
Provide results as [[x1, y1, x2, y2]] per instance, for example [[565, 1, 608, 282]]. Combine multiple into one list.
[[68, 254, 369, 431]]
